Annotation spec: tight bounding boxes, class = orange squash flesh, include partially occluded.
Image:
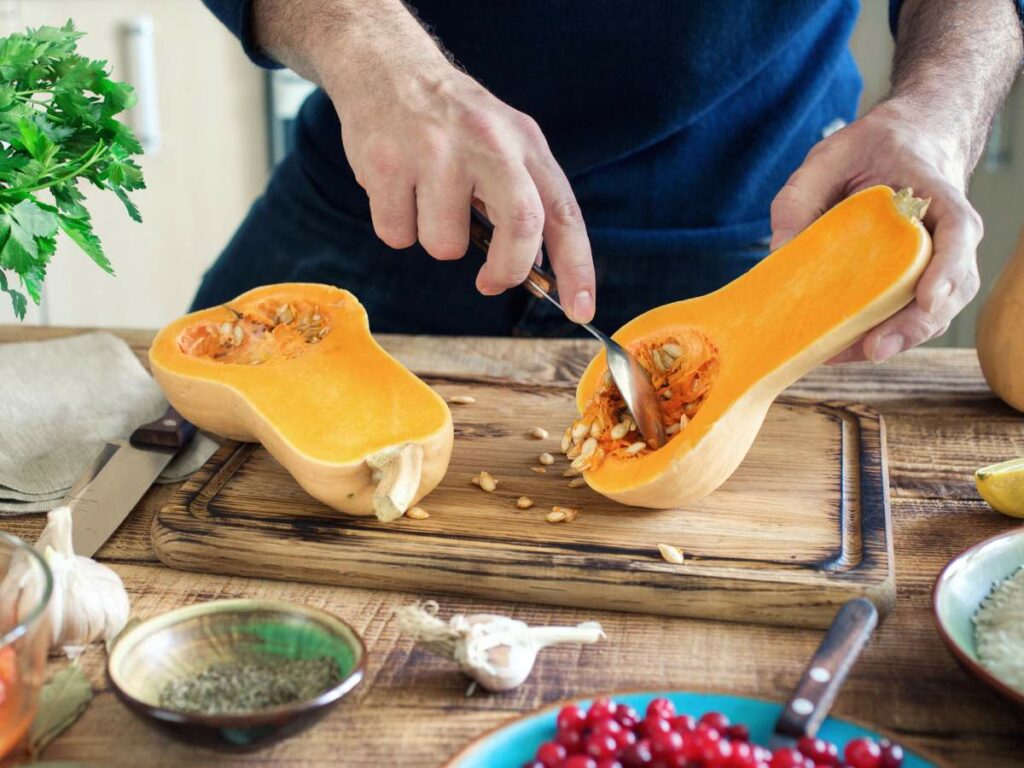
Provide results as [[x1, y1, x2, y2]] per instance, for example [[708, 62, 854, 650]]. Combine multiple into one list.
[[150, 283, 453, 520], [574, 185, 932, 508]]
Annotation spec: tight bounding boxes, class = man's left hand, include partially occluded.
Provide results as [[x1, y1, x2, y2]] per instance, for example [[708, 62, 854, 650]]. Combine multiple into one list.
[[769, 99, 983, 364]]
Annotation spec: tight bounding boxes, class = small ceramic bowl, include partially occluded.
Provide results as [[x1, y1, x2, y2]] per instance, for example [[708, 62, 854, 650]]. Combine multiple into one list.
[[107, 599, 365, 751], [932, 527, 1024, 709]]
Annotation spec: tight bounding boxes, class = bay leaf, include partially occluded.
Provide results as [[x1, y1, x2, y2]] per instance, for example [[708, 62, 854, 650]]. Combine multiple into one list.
[[28, 665, 93, 757]]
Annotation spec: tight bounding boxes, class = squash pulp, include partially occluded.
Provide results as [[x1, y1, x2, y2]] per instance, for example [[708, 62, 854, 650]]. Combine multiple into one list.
[[571, 185, 933, 508], [149, 283, 453, 520]]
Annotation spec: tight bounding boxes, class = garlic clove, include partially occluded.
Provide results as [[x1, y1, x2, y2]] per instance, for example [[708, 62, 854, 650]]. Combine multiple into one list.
[[0, 507, 131, 657]]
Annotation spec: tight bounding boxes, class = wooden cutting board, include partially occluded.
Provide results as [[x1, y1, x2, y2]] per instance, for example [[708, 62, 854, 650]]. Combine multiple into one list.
[[152, 377, 894, 629]]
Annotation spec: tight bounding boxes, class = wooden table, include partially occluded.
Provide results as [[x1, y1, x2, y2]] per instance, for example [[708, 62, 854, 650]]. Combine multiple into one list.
[[2, 326, 1021, 767]]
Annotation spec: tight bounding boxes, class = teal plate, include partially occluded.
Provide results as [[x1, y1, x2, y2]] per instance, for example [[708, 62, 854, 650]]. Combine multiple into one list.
[[448, 692, 937, 767]]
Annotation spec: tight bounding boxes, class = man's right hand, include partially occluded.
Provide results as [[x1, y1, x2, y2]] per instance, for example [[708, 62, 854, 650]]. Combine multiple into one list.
[[253, 0, 597, 323]]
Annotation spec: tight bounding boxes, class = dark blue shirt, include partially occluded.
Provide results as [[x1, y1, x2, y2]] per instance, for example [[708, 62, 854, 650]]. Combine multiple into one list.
[[202, 1, 869, 252]]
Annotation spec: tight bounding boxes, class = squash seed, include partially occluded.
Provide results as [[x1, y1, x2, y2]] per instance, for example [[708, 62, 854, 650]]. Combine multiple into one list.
[[566, 443, 582, 460], [405, 507, 430, 520], [679, 414, 690, 429], [516, 496, 534, 510], [530, 466, 547, 474], [662, 342, 682, 358], [657, 543, 684, 565], [560, 428, 572, 453], [625, 441, 647, 455], [570, 454, 589, 470], [449, 395, 476, 404], [665, 423, 681, 436], [571, 420, 590, 441], [563, 467, 581, 477], [539, 452, 555, 465], [547, 506, 579, 523], [589, 421, 603, 439], [568, 477, 586, 488], [530, 427, 549, 440], [479, 471, 497, 492], [581, 437, 597, 458], [232, 325, 244, 345], [610, 421, 630, 441]]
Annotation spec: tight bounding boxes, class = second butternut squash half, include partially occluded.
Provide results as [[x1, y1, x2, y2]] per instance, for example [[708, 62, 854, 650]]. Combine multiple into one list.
[[565, 185, 933, 508]]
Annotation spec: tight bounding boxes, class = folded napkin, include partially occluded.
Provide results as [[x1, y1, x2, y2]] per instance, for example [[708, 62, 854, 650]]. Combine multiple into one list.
[[0, 332, 219, 515]]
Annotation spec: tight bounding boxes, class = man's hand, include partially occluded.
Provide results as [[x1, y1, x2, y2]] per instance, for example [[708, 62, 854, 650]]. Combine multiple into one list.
[[770, 0, 1022, 364], [252, 0, 596, 323], [770, 101, 983, 363]]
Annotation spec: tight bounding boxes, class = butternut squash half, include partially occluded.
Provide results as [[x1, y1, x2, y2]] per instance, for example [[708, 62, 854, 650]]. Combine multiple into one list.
[[150, 283, 453, 521], [567, 186, 932, 508]]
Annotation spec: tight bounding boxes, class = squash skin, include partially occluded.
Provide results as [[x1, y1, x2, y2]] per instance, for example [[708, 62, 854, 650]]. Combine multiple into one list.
[[977, 229, 1024, 412], [149, 284, 453, 519], [576, 186, 933, 508]]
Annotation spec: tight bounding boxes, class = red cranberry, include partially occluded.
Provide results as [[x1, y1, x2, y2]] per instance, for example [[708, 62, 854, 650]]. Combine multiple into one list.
[[700, 736, 734, 767], [535, 741, 567, 767], [699, 711, 731, 732], [845, 738, 882, 768], [593, 719, 623, 737], [770, 747, 808, 768], [588, 697, 618, 725], [597, 761, 624, 768], [563, 756, 599, 768], [650, 729, 684, 758], [586, 733, 620, 760], [646, 697, 677, 721], [670, 714, 697, 733], [559, 705, 588, 734], [557, 727, 585, 752], [879, 740, 904, 768], [729, 741, 758, 768], [797, 737, 838, 764], [642, 715, 672, 739], [621, 739, 654, 768], [522, 762, 546, 768], [616, 729, 638, 750], [615, 705, 642, 730], [727, 723, 750, 742]]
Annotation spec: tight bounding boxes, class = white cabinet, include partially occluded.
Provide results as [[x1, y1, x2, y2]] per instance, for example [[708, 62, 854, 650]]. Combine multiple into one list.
[[1, 0, 268, 327]]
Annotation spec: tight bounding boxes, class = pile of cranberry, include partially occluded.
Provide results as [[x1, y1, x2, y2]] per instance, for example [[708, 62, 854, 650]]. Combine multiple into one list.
[[522, 697, 905, 768]]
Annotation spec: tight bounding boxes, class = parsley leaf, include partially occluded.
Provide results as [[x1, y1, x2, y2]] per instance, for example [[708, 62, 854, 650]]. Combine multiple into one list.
[[0, 20, 144, 319]]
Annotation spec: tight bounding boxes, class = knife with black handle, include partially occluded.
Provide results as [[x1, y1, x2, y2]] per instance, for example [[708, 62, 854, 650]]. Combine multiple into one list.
[[63, 405, 196, 556]]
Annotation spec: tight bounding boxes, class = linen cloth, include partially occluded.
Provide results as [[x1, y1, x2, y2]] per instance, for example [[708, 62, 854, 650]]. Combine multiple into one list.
[[0, 332, 218, 515]]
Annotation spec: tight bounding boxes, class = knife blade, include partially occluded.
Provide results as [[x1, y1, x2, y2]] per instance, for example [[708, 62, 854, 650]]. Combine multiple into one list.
[[63, 405, 196, 556], [768, 598, 879, 752]]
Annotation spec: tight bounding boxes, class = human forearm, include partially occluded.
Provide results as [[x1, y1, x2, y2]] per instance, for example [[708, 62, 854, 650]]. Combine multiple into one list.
[[887, 0, 1023, 181], [251, 0, 451, 91]]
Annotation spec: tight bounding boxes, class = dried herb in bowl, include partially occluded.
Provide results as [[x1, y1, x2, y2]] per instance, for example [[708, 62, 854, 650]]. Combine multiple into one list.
[[157, 656, 342, 715]]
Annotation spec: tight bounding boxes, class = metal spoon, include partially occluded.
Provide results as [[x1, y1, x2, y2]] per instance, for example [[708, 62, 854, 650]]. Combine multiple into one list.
[[468, 209, 666, 449]]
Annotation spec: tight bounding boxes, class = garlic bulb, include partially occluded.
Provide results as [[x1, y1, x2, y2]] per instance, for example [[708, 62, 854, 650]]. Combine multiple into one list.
[[394, 601, 605, 692], [0, 506, 130, 657]]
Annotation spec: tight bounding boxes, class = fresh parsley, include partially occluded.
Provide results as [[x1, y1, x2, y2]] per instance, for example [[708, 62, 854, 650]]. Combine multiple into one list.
[[0, 20, 144, 319]]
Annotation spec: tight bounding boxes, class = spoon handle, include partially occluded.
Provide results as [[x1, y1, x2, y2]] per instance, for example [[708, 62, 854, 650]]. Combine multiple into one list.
[[468, 208, 561, 307]]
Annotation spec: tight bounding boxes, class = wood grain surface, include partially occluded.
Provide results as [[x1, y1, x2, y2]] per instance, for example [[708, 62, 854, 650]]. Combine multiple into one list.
[[0, 326, 1022, 768], [153, 393, 894, 629]]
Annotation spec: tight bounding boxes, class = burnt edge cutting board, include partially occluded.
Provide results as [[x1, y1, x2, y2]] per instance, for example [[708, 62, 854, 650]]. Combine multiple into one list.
[[152, 379, 894, 630]]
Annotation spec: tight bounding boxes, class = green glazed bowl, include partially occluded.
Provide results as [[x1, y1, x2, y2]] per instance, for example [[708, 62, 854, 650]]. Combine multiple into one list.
[[932, 527, 1024, 709], [107, 599, 365, 751]]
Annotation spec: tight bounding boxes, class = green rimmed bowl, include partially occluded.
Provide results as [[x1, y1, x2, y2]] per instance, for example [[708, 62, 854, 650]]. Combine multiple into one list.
[[107, 599, 365, 751], [932, 526, 1024, 710]]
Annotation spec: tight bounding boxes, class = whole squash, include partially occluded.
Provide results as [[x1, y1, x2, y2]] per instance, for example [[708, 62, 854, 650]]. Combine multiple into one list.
[[150, 283, 453, 521], [977, 229, 1024, 412], [566, 186, 933, 508]]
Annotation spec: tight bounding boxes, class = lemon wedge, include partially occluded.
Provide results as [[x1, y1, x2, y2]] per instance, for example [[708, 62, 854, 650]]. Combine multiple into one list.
[[975, 458, 1024, 518]]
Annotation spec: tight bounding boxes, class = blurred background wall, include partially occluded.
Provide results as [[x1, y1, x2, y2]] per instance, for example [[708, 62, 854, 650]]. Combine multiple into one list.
[[2, 0, 1021, 346]]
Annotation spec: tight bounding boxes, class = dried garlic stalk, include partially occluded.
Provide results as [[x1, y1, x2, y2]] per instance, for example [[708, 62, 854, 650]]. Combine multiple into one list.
[[0, 506, 130, 657], [394, 601, 604, 692]]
